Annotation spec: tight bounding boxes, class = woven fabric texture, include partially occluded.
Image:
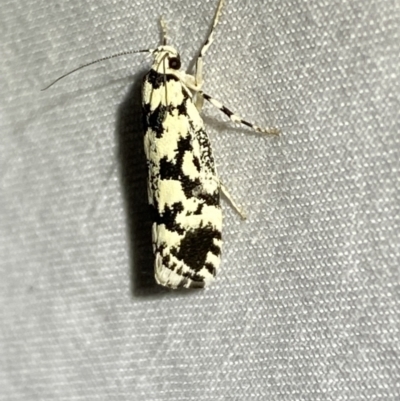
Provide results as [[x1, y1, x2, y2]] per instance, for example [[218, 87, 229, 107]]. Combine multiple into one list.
[[1, 0, 399, 400]]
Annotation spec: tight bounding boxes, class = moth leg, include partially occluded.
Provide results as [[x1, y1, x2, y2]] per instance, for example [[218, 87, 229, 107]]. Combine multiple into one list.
[[175, 73, 204, 111], [194, 0, 226, 89], [220, 181, 247, 220], [194, 91, 205, 112], [202, 91, 280, 135]]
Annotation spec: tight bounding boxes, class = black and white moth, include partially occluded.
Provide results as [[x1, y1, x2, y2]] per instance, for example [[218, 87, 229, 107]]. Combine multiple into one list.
[[42, 0, 279, 289]]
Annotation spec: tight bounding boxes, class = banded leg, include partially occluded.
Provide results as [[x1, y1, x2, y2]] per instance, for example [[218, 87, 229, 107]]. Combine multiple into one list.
[[195, 0, 226, 88], [202, 92, 280, 135]]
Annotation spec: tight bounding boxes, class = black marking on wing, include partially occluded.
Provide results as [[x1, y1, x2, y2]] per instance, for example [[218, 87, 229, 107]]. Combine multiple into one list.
[[163, 254, 171, 266], [170, 224, 221, 273], [144, 103, 168, 138], [155, 202, 185, 234], [195, 128, 216, 173], [176, 101, 188, 116], [159, 156, 203, 201], [158, 133, 207, 200], [144, 69, 179, 90], [209, 242, 221, 257], [158, 134, 192, 179], [142, 70, 184, 137], [199, 191, 220, 207], [182, 177, 202, 199], [161, 253, 206, 288], [173, 268, 206, 285], [204, 263, 216, 276], [192, 156, 201, 172], [176, 134, 192, 157], [159, 157, 180, 180]]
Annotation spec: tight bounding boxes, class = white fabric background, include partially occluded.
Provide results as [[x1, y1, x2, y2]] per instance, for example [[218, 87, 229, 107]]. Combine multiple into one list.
[[1, 0, 399, 400]]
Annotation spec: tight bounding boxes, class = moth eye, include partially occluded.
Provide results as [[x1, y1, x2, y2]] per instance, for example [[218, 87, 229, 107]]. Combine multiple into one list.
[[168, 57, 181, 70]]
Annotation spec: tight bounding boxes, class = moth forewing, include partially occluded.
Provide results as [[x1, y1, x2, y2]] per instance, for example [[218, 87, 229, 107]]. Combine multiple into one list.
[[42, 0, 279, 290]]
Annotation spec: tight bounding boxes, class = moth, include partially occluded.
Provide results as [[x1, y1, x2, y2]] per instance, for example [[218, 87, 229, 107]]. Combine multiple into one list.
[[42, 0, 279, 289]]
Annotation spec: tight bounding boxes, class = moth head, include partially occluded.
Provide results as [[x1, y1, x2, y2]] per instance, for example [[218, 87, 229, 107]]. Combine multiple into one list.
[[152, 45, 181, 72]]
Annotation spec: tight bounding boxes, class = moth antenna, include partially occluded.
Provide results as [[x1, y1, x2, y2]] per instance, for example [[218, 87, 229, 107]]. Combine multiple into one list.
[[160, 16, 168, 45], [41, 49, 153, 91]]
